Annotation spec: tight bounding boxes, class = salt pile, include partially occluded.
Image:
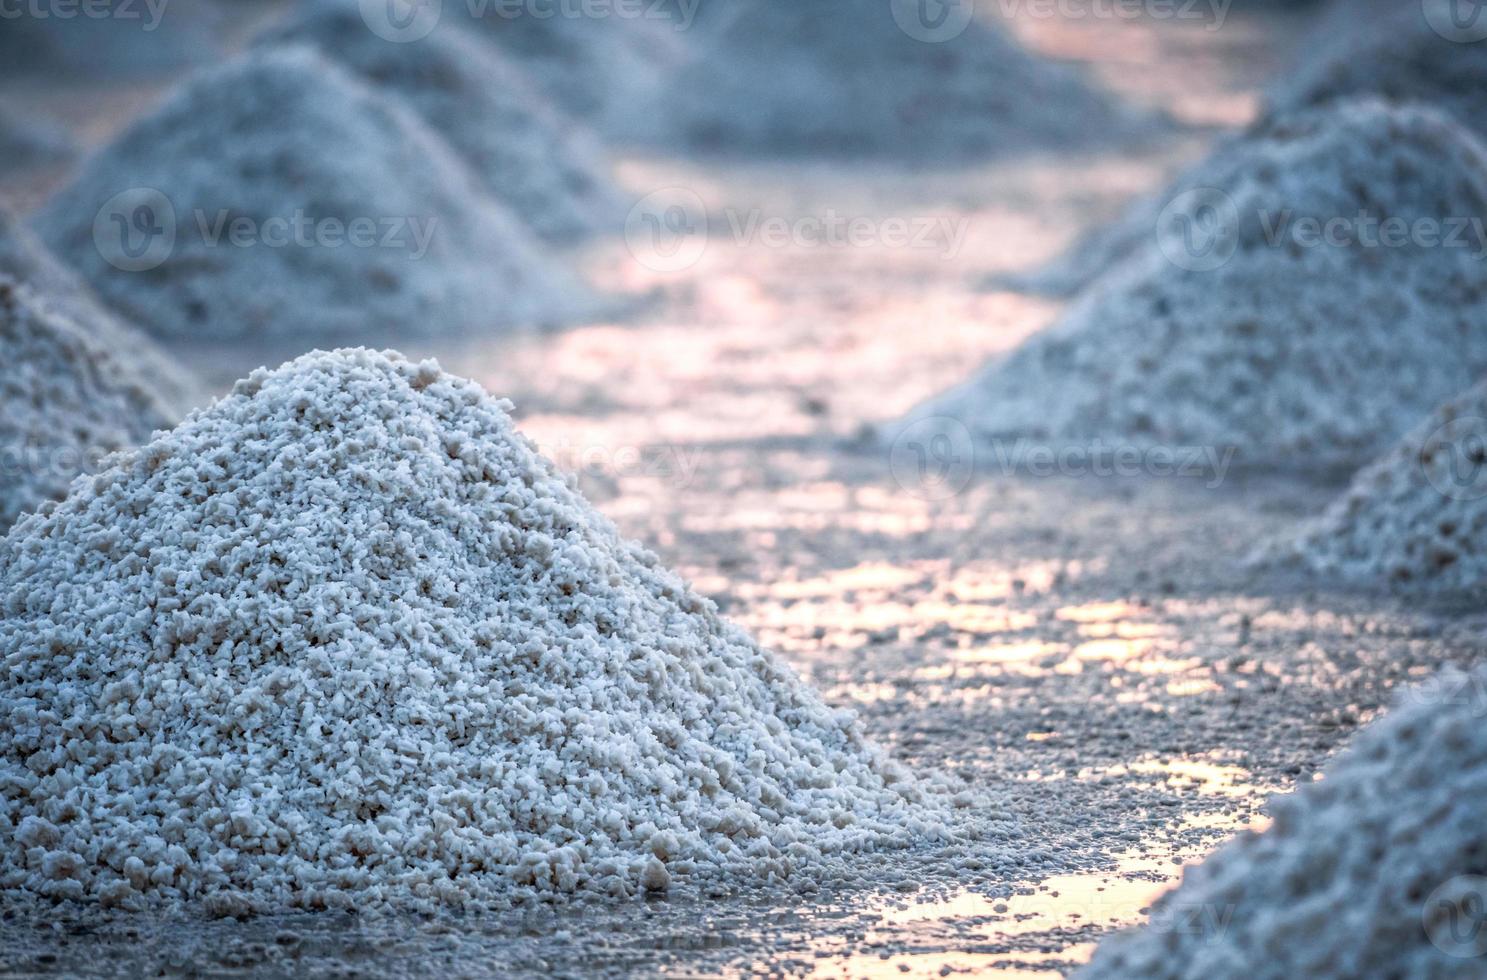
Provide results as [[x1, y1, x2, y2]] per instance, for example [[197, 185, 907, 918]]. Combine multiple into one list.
[[0, 348, 941, 912], [1268, 0, 1487, 143], [458, 5, 686, 138], [655, 0, 1151, 157], [1260, 381, 1487, 592], [1079, 666, 1487, 978], [33, 46, 597, 341], [1013, 0, 1487, 298], [893, 101, 1487, 469], [0, 280, 186, 531], [258, 0, 625, 243], [0, 208, 200, 420], [0, 107, 73, 172]]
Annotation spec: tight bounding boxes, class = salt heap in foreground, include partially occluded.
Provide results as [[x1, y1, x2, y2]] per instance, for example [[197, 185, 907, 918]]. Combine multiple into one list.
[[1079, 666, 1487, 978], [895, 101, 1487, 469], [34, 46, 595, 341], [659, 0, 1149, 157], [0, 349, 939, 912], [1261, 381, 1487, 592], [259, 0, 625, 243], [0, 281, 186, 531]]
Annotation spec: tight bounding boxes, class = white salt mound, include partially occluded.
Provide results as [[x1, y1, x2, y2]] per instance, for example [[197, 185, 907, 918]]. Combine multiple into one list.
[[1261, 381, 1487, 592], [33, 46, 597, 341], [258, 0, 626, 243], [657, 0, 1154, 157], [0, 209, 200, 420], [1268, 0, 1487, 143], [0, 280, 185, 531], [895, 101, 1487, 470], [0, 348, 940, 913], [1079, 666, 1487, 978], [458, 5, 687, 139], [0, 107, 73, 172]]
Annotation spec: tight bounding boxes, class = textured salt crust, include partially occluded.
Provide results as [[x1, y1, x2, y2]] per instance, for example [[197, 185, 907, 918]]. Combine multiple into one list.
[[1079, 666, 1487, 978], [0, 209, 200, 420], [655, 0, 1153, 157], [0, 348, 951, 913], [0, 107, 73, 171], [1268, 0, 1487, 142], [258, 0, 625, 244], [894, 101, 1487, 469], [1259, 381, 1487, 592], [0, 280, 186, 531], [34, 46, 597, 341]]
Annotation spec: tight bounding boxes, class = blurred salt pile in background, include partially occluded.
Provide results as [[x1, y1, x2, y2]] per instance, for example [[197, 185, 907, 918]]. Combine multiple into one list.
[[1, 0, 1486, 976]]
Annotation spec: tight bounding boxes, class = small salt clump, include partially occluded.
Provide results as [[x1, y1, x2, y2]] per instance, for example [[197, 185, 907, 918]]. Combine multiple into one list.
[[1079, 665, 1487, 978], [0, 280, 186, 531], [894, 101, 1487, 470], [0, 348, 937, 912], [654, 0, 1155, 157], [1259, 380, 1487, 592], [33, 45, 597, 341], [258, 0, 626, 243]]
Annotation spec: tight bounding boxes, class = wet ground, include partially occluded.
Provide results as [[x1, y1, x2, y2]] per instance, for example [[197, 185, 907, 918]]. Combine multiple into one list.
[[7, 4, 1486, 977]]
